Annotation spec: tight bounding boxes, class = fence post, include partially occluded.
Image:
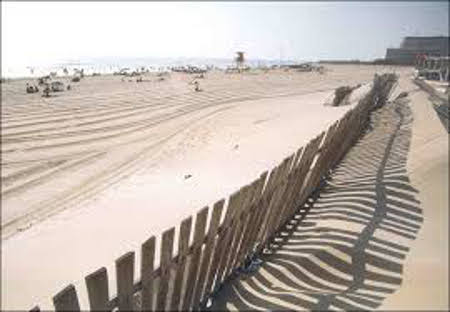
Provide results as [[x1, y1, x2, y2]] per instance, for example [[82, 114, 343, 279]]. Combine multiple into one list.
[[53, 284, 81, 312], [193, 199, 224, 306], [182, 207, 208, 310], [141, 236, 156, 311], [85, 267, 110, 311], [171, 217, 192, 311], [156, 228, 175, 311], [116, 252, 135, 311]]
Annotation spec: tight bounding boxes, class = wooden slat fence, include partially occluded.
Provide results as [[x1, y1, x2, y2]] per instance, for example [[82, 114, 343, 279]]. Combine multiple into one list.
[[31, 73, 398, 312]]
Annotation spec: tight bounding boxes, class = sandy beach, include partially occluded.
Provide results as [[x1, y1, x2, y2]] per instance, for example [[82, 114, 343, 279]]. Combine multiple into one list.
[[1, 65, 413, 309], [208, 71, 448, 311]]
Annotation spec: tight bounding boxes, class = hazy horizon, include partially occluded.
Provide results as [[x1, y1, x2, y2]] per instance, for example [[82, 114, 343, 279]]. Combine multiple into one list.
[[2, 1, 449, 70]]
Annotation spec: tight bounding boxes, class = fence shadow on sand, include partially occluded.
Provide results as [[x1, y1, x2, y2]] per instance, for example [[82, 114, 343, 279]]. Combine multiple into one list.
[[210, 96, 423, 311]]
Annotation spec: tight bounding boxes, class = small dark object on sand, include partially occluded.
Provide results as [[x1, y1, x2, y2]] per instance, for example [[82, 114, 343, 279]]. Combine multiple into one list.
[[136, 77, 143, 83], [42, 86, 51, 97], [67, 84, 71, 90], [26, 83, 34, 94], [332, 86, 353, 106], [184, 174, 192, 180], [71, 76, 81, 83], [396, 91, 408, 100], [234, 144, 239, 150], [194, 81, 202, 92]]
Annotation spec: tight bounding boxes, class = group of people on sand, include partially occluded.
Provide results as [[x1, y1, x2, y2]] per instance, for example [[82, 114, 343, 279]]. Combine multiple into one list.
[[26, 79, 72, 97]]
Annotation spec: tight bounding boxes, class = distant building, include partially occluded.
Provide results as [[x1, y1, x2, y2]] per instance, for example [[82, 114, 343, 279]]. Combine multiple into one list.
[[385, 36, 449, 65]]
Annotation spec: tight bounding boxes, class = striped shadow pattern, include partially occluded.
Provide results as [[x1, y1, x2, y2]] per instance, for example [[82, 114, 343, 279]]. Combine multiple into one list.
[[209, 96, 422, 311]]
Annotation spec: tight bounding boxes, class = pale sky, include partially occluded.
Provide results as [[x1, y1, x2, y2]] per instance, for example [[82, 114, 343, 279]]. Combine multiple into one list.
[[1, 1, 449, 67]]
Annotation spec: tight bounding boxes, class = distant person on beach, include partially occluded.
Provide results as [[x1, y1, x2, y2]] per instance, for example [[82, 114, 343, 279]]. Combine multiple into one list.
[[42, 85, 51, 97], [194, 81, 201, 92]]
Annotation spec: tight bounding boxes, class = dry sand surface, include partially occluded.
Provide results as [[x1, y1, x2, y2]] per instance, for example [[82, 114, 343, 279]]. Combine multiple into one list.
[[379, 78, 448, 310], [209, 74, 448, 311], [1, 65, 409, 309]]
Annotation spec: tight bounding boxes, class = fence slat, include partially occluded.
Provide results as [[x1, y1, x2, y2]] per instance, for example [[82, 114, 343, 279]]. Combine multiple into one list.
[[85, 267, 110, 311], [278, 147, 304, 225], [192, 199, 225, 307], [253, 165, 282, 248], [116, 252, 135, 312], [260, 156, 293, 244], [171, 217, 192, 311], [182, 207, 208, 310], [234, 172, 268, 267], [202, 192, 239, 296], [156, 228, 175, 311], [53, 284, 81, 312], [141, 236, 156, 311], [215, 185, 249, 285], [230, 174, 267, 270], [296, 132, 326, 206], [269, 153, 297, 233], [223, 181, 258, 277], [239, 171, 270, 260]]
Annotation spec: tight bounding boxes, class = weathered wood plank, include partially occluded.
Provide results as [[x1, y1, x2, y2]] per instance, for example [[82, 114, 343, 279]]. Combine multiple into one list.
[[182, 207, 208, 310], [253, 165, 283, 246], [278, 148, 305, 225], [53, 284, 81, 312], [295, 132, 326, 206], [203, 193, 239, 296], [192, 199, 224, 307], [116, 252, 135, 312], [170, 217, 192, 311], [302, 126, 337, 200], [259, 156, 293, 243], [269, 153, 298, 233], [156, 228, 175, 311], [234, 172, 268, 267], [213, 187, 247, 287], [85, 267, 110, 311], [282, 148, 310, 222], [224, 179, 260, 277], [265, 153, 299, 239], [141, 236, 156, 311]]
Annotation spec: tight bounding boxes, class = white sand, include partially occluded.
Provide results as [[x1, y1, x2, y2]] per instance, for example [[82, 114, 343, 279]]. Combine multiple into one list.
[[1, 65, 408, 310], [380, 77, 449, 310]]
